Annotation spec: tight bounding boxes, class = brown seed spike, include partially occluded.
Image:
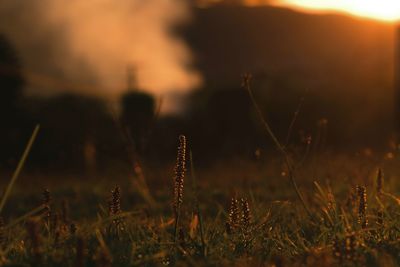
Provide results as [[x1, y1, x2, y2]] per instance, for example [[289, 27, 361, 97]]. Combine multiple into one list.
[[42, 188, 51, 205], [227, 197, 240, 234], [173, 135, 186, 215], [240, 198, 251, 229], [345, 232, 358, 262], [42, 189, 51, 221], [173, 135, 187, 242], [108, 186, 123, 234], [357, 186, 368, 228], [240, 197, 252, 249], [109, 186, 121, 216], [332, 236, 342, 262]]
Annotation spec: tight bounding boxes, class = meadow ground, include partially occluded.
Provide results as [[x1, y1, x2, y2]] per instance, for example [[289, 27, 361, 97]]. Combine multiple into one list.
[[0, 146, 400, 267]]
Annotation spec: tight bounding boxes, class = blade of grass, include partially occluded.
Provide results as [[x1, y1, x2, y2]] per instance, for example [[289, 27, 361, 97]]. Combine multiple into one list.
[[0, 125, 40, 214], [5, 205, 46, 230], [95, 228, 112, 261]]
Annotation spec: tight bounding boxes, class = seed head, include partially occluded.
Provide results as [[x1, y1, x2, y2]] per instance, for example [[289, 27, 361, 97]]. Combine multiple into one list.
[[109, 186, 121, 216], [357, 186, 368, 228], [332, 236, 342, 261], [42, 189, 51, 221], [173, 135, 186, 215], [108, 186, 123, 235], [344, 232, 358, 262], [42, 189, 51, 204], [241, 198, 251, 229], [227, 197, 240, 234], [333, 232, 359, 263]]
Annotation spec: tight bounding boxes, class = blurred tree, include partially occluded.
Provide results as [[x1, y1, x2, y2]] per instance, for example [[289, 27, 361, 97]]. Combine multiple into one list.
[[28, 94, 123, 172], [0, 34, 28, 169], [0, 34, 23, 117]]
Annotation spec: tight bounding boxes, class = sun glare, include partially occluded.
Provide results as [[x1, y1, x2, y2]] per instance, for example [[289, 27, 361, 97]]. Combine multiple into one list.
[[276, 0, 400, 21]]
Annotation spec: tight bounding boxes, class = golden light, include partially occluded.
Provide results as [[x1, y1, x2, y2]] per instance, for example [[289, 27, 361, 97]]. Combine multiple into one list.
[[274, 0, 400, 22]]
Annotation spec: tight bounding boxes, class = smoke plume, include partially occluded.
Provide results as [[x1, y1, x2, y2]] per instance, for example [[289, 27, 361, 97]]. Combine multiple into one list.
[[0, 0, 201, 112]]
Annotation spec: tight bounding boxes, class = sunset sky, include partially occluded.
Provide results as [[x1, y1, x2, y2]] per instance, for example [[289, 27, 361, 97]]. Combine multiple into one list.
[[201, 0, 400, 21], [276, 0, 400, 21]]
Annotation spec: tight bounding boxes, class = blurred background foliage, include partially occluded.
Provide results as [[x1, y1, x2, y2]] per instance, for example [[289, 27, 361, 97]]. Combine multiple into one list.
[[0, 4, 397, 173]]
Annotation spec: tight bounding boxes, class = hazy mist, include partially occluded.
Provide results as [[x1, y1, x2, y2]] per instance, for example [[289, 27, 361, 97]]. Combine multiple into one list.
[[0, 0, 201, 112]]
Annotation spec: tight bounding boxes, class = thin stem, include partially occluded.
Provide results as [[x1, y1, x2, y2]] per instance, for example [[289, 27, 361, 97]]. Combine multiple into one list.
[[173, 210, 180, 243], [243, 77, 313, 218], [285, 96, 305, 147]]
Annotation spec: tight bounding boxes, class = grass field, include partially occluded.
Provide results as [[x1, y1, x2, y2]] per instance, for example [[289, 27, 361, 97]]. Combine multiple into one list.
[[1, 136, 400, 267], [1, 85, 400, 266], [1, 89, 400, 266]]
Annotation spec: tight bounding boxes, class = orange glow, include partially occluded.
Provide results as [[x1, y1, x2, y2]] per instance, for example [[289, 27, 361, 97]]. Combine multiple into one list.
[[274, 0, 400, 21]]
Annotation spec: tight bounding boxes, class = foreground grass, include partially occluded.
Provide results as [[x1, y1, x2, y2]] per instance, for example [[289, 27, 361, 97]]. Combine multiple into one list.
[[0, 149, 399, 267]]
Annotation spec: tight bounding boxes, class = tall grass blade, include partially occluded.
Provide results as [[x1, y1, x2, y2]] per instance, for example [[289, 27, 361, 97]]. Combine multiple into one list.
[[0, 125, 40, 214], [5, 205, 46, 230]]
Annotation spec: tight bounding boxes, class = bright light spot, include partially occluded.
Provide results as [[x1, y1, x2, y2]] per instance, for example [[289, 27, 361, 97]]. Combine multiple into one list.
[[275, 0, 400, 21]]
